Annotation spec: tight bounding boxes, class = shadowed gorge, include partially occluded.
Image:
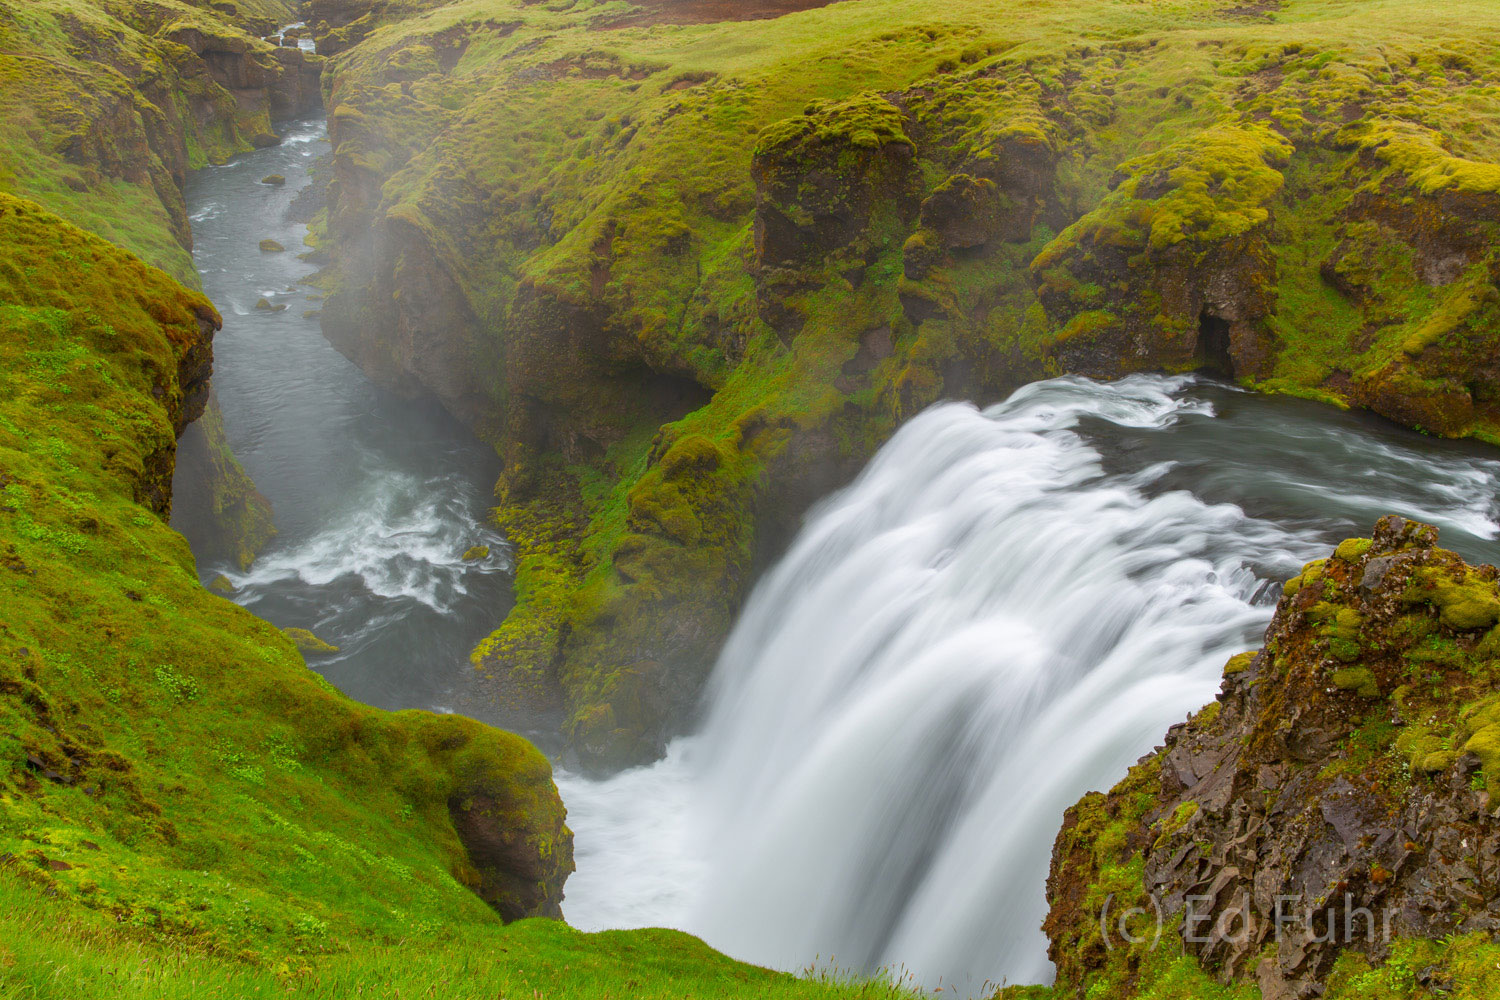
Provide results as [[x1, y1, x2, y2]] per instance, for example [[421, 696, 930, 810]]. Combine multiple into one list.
[[4, 0, 1500, 997]]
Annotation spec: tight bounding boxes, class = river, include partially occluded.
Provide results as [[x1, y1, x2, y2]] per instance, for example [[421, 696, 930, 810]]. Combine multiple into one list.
[[171, 102, 1500, 996]]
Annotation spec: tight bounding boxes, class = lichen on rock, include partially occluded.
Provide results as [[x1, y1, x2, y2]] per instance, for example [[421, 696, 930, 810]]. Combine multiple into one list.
[[1036, 516, 1500, 999]]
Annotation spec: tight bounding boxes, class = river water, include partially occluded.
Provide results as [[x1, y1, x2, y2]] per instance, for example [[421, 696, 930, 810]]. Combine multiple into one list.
[[172, 108, 1500, 995], [170, 117, 510, 718]]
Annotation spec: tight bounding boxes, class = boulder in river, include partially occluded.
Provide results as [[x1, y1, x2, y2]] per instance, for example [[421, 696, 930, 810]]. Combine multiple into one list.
[[259, 238, 285, 252], [463, 545, 490, 561], [253, 297, 287, 312], [261, 174, 286, 186], [283, 627, 340, 655]]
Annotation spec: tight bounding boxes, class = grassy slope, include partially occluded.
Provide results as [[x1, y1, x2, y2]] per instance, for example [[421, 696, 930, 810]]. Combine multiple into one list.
[[310, 0, 1500, 768], [0, 189, 558, 961], [0, 871, 916, 1000], [0, 189, 918, 998], [0, 0, 306, 283]]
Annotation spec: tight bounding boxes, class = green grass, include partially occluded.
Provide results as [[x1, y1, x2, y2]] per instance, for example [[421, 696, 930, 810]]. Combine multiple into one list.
[[0, 869, 917, 1000]]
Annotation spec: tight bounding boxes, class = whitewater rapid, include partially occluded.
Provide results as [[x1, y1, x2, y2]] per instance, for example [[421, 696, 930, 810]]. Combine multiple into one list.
[[558, 374, 1500, 992], [171, 114, 512, 718]]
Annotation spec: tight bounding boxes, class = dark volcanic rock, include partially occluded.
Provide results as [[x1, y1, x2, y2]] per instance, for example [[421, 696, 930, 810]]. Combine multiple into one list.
[[1043, 517, 1500, 998]]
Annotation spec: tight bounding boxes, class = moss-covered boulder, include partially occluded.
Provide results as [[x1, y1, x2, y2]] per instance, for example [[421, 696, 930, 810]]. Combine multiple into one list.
[[919, 173, 1004, 250], [283, 627, 341, 655], [1036, 517, 1500, 999]]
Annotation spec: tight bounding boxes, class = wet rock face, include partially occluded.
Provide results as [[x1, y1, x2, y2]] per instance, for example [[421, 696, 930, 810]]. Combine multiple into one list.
[[1330, 181, 1500, 439], [322, 211, 498, 437], [449, 790, 571, 920], [1041, 228, 1279, 380], [1044, 517, 1500, 998]]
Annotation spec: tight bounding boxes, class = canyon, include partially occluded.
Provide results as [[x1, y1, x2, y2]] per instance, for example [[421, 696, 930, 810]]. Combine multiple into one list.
[[2, 1, 1500, 998]]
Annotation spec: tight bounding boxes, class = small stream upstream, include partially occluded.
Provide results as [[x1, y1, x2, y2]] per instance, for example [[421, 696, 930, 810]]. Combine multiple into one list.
[[172, 94, 1500, 995]]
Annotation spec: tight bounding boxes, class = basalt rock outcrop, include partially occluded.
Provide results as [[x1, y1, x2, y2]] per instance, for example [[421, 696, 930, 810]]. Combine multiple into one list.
[[1037, 517, 1500, 999], [305, 0, 1500, 770]]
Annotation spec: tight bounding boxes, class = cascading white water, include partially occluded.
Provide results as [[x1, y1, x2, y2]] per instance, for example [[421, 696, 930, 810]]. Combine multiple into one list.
[[556, 373, 1500, 993], [689, 376, 1305, 990]]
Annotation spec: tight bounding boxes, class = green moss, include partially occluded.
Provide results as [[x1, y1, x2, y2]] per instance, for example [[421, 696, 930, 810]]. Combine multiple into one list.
[[1334, 537, 1373, 562], [283, 627, 341, 655], [1331, 666, 1381, 698], [1406, 566, 1500, 630], [462, 545, 491, 561], [1223, 651, 1256, 675]]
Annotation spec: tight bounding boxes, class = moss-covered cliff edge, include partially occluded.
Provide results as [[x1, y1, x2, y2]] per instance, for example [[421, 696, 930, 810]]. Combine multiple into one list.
[[0, 0, 328, 569], [0, 191, 573, 952], [1007, 517, 1500, 1000], [304, 0, 1500, 769]]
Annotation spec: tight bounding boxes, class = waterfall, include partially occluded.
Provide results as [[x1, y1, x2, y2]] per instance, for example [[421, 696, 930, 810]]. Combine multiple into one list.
[[558, 373, 1500, 994], [686, 375, 1306, 989]]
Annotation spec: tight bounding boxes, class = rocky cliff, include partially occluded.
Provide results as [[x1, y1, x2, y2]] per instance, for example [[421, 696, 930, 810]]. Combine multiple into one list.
[[1017, 518, 1500, 1000], [303, 0, 1500, 770]]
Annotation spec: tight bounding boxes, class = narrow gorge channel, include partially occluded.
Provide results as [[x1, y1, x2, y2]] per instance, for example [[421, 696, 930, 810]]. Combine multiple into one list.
[[171, 113, 511, 719], [172, 78, 1500, 1000]]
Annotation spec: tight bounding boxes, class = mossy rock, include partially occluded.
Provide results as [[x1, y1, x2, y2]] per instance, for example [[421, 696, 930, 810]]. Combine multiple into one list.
[[282, 626, 341, 655], [259, 238, 286, 253], [463, 545, 491, 561], [1223, 651, 1257, 675], [207, 573, 235, 594], [261, 174, 287, 186], [1331, 666, 1380, 698]]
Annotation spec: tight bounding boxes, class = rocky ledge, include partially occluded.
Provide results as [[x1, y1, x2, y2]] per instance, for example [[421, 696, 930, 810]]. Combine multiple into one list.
[[1034, 517, 1500, 999]]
